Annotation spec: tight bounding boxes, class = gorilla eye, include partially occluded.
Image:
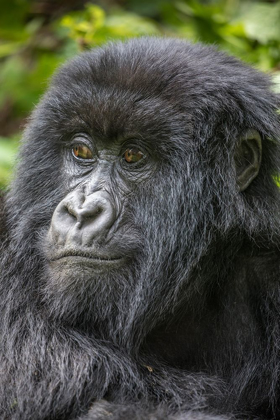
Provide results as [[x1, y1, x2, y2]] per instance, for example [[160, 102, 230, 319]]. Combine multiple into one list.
[[72, 144, 93, 160], [123, 148, 144, 164]]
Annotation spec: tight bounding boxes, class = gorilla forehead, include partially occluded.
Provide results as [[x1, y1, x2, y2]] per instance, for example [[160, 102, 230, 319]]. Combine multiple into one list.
[[41, 39, 204, 147], [54, 37, 254, 96], [35, 36, 271, 150]]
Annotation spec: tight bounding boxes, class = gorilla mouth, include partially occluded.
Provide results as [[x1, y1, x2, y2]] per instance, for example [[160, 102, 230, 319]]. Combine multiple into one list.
[[50, 251, 124, 263]]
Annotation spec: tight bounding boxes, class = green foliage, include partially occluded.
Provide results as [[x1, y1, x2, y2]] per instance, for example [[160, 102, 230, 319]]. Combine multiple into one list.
[[242, 2, 280, 43], [0, 136, 19, 189], [161, 0, 280, 70], [0, 0, 280, 188], [123, 0, 280, 68], [60, 4, 159, 47]]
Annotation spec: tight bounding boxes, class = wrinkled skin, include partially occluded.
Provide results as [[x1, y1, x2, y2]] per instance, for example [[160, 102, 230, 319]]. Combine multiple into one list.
[[1, 37, 280, 419]]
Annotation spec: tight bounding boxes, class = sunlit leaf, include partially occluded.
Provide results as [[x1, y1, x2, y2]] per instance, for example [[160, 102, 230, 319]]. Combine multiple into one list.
[[242, 3, 280, 43], [0, 136, 19, 187]]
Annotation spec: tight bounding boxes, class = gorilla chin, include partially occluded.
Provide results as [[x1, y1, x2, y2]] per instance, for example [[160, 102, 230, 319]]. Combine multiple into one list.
[[44, 250, 136, 329]]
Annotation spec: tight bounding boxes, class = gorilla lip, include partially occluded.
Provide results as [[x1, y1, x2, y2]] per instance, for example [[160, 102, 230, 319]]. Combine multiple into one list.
[[50, 251, 123, 263]]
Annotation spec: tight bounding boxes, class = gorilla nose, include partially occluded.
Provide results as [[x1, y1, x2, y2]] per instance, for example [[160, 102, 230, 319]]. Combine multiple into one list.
[[68, 191, 115, 229], [50, 190, 116, 246]]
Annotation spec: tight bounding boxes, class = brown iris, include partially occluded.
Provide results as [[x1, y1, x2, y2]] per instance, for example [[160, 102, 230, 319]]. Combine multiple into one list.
[[123, 148, 144, 163], [73, 144, 93, 159]]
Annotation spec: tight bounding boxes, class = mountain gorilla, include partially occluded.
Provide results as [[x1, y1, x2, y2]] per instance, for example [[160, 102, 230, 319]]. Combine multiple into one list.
[[0, 37, 280, 419]]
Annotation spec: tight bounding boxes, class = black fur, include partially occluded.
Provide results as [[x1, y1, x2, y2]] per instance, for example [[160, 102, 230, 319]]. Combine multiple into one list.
[[1, 37, 280, 419]]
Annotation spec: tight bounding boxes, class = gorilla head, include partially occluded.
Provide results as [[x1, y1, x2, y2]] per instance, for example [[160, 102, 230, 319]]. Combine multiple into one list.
[[1, 38, 280, 419]]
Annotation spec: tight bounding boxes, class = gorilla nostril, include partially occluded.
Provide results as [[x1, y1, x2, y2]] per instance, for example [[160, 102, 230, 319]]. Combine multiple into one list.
[[78, 203, 104, 222], [92, 205, 103, 217], [66, 206, 79, 220], [75, 206, 103, 228]]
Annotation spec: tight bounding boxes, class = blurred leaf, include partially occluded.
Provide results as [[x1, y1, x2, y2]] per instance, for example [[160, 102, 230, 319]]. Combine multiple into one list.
[[104, 13, 159, 37], [0, 52, 62, 115], [0, 41, 26, 58], [0, 0, 30, 32], [241, 2, 280, 44], [61, 4, 106, 41], [61, 4, 159, 48], [273, 73, 280, 94], [126, 0, 169, 17], [0, 136, 19, 187]]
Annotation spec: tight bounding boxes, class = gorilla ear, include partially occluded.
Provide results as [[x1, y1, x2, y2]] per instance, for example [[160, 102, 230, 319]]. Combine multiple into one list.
[[234, 129, 262, 192]]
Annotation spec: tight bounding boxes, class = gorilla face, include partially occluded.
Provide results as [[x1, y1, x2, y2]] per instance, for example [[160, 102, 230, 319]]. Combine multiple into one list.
[[9, 38, 276, 344], [43, 131, 152, 331], [41, 107, 190, 338]]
